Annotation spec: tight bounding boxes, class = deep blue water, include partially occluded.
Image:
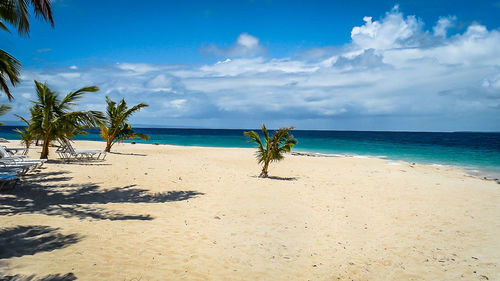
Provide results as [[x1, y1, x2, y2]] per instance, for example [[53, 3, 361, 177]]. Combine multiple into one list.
[[1, 126, 499, 176]]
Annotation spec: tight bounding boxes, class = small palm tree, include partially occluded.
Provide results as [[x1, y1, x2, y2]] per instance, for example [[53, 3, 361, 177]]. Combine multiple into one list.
[[244, 124, 297, 178], [30, 80, 104, 159], [100, 96, 149, 152], [13, 114, 34, 148]]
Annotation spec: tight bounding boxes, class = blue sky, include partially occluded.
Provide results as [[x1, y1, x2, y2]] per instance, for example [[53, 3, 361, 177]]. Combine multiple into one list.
[[2, 0, 500, 130]]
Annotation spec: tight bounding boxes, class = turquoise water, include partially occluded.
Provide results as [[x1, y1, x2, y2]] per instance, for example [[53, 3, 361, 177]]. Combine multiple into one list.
[[1, 127, 499, 177]]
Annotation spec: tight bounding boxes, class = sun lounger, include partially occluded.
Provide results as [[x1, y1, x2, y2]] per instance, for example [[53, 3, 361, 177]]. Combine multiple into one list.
[[4, 147, 29, 156], [0, 146, 46, 169], [57, 139, 106, 160], [0, 146, 28, 159], [0, 160, 41, 174]]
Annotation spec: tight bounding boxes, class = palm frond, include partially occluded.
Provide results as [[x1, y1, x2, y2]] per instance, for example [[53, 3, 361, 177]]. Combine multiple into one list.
[[0, 50, 21, 100], [60, 86, 99, 109], [0, 19, 10, 32], [14, 113, 29, 125], [0, 103, 12, 116], [30, 0, 54, 27], [261, 124, 270, 142], [0, 0, 53, 35]]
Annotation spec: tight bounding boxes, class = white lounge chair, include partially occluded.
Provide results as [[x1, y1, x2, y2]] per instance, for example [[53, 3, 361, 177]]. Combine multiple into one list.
[[0, 161, 38, 174], [57, 139, 106, 160], [0, 146, 46, 169], [3, 146, 29, 156]]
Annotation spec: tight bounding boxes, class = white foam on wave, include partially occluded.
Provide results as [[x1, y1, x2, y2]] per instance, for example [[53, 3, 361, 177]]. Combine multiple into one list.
[[353, 155, 369, 159]]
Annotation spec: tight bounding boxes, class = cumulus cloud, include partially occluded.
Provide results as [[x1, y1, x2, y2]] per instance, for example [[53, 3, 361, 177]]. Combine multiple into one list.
[[433, 16, 456, 37], [350, 6, 422, 51], [4, 8, 500, 130], [202, 32, 267, 58]]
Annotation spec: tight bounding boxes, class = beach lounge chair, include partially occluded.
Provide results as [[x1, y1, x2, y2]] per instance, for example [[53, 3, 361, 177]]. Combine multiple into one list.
[[0, 161, 37, 175], [4, 147, 29, 156], [0, 146, 47, 169], [57, 139, 106, 160]]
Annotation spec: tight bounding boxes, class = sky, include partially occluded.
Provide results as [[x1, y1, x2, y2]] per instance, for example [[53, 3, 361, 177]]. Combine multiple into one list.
[[1, 0, 500, 131]]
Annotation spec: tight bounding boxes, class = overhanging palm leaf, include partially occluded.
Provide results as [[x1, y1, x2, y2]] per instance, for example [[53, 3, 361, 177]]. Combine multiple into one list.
[[0, 50, 21, 100], [0, 103, 11, 125], [244, 124, 297, 178], [0, 0, 53, 35], [0, 0, 53, 99]]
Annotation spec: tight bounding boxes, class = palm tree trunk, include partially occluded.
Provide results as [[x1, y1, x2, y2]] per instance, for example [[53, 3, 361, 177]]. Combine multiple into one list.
[[40, 137, 50, 159], [104, 136, 114, 152], [105, 141, 112, 152], [259, 160, 270, 178]]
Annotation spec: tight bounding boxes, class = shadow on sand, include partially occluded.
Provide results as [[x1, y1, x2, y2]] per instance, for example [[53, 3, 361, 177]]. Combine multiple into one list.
[[0, 225, 82, 259], [267, 176, 298, 181], [251, 175, 298, 181], [46, 159, 111, 166], [108, 151, 147, 156], [0, 273, 76, 281], [0, 170, 204, 221]]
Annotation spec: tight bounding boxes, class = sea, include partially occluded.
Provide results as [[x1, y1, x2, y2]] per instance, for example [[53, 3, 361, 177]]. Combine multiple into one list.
[[1, 126, 499, 179]]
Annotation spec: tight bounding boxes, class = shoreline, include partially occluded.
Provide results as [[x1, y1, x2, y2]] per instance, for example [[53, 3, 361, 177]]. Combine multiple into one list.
[[3, 138, 500, 183]]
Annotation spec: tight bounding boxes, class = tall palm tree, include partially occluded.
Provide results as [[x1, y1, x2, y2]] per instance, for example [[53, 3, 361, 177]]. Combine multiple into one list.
[[100, 96, 149, 152], [0, 0, 53, 99], [30, 80, 104, 159], [244, 124, 297, 178]]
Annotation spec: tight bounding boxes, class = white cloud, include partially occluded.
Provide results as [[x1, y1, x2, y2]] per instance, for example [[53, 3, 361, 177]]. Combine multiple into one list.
[[69, 65, 78, 70], [58, 72, 81, 79], [237, 33, 259, 48], [4, 8, 500, 131], [350, 6, 421, 51], [116, 63, 160, 74], [433, 16, 456, 37], [201, 32, 267, 58], [482, 73, 500, 90]]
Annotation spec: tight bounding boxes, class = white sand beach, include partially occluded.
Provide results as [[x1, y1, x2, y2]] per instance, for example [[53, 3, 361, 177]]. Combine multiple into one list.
[[0, 140, 499, 280]]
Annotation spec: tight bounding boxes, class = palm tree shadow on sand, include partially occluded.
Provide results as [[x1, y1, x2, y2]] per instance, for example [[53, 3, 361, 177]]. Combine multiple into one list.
[[0, 170, 204, 221], [0, 225, 79, 281], [0, 273, 77, 281], [250, 175, 298, 181], [0, 225, 82, 259]]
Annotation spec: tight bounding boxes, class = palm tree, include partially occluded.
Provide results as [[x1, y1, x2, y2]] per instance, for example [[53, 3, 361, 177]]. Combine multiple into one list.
[[244, 124, 297, 178], [100, 96, 149, 152], [30, 80, 104, 159], [0, 0, 53, 99]]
